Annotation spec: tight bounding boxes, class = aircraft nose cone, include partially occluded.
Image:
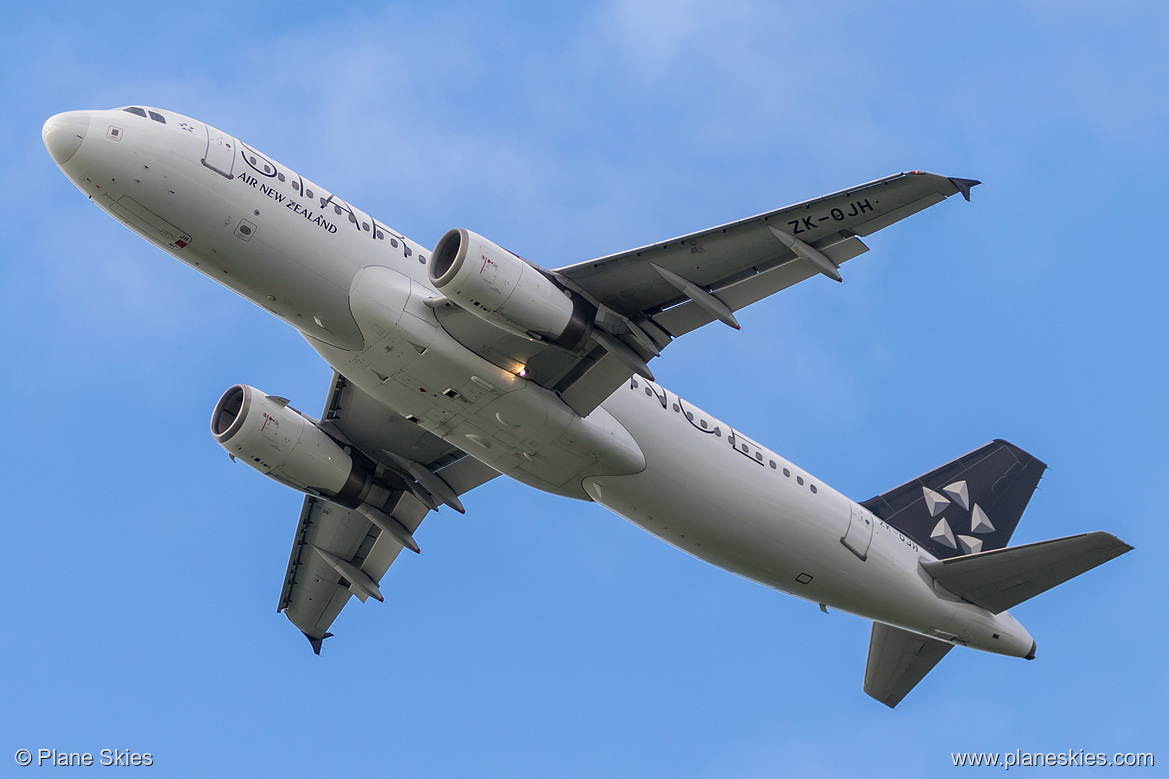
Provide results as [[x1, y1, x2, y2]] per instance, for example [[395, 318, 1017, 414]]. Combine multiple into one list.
[[43, 110, 91, 165]]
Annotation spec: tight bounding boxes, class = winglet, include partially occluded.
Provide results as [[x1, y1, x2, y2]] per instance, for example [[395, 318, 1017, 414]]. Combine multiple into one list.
[[947, 177, 981, 202], [305, 631, 334, 655]]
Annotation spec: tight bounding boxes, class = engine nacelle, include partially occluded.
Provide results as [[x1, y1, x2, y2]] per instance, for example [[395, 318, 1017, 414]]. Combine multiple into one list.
[[211, 384, 374, 508], [429, 228, 586, 343]]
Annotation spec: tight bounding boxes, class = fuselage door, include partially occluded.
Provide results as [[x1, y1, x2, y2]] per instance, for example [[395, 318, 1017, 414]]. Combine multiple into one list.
[[841, 503, 874, 561], [202, 123, 237, 179]]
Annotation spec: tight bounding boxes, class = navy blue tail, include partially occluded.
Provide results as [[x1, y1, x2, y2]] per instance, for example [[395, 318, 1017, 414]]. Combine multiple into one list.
[[861, 440, 1047, 559]]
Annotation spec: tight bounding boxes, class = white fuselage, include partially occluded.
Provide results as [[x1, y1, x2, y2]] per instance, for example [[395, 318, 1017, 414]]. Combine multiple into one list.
[[44, 107, 1035, 659]]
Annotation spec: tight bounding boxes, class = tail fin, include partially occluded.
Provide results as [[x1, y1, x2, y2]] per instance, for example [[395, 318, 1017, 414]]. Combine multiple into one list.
[[922, 531, 1133, 613], [861, 440, 1046, 559], [864, 623, 952, 708]]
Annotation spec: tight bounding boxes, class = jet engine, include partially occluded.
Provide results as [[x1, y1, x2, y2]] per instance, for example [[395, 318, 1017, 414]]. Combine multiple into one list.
[[429, 228, 590, 345], [211, 384, 382, 509]]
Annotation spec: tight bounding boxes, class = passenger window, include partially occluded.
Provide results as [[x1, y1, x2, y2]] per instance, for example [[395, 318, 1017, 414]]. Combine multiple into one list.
[[810, 484, 818, 494], [123, 107, 147, 118], [148, 111, 166, 123], [783, 468, 790, 477], [769, 461, 776, 469], [797, 476, 804, 486]]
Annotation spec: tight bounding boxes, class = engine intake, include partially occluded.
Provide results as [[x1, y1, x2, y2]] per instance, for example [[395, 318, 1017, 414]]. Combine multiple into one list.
[[429, 228, 587, 343]]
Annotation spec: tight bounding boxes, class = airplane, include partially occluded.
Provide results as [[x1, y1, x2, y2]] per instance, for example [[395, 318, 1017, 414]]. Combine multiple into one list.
[[43, 105, 1132, 707]]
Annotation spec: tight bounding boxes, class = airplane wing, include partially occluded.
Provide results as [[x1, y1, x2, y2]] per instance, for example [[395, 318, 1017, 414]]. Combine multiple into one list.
[[435, 172, 976, 416], [558, 172, 977, 335], [277, 371, 499, 652], [863, 622, 954, 708]]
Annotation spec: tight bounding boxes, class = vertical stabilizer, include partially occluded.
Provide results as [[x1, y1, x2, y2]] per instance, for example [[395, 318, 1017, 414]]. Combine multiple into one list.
[[861, 440, 1045, 559]]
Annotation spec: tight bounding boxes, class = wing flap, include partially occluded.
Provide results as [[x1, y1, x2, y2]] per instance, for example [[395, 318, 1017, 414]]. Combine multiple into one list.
[[277, 373, 500, 647], [653, 235, 870, 337], [864, 622, 953, 708], [556, 352, 634, 418], [279, 498, 386, 632], [921, 531, 1133, 614]]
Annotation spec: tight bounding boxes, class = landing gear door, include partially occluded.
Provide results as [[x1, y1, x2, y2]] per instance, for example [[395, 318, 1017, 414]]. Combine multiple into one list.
[[203, 123, 237, 179], [842, 503, 874, 561]]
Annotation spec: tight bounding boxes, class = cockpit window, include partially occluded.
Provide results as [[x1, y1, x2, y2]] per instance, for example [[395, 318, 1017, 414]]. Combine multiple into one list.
[[148, 111, 166, 124], [123, 107, 148, 118]]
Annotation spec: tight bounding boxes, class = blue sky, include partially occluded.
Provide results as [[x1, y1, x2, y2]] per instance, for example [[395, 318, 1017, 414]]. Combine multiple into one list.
[[4, 1, 1166, 776]]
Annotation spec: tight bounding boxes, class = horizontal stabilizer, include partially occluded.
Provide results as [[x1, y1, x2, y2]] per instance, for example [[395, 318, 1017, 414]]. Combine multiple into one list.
[[864, 623, 953, 708], [922, 531, 1133, 614]]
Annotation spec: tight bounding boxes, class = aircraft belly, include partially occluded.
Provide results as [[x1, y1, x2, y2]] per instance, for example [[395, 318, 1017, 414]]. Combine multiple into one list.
[[311, 279, 646, 498], [593, 384, 965, 634]]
